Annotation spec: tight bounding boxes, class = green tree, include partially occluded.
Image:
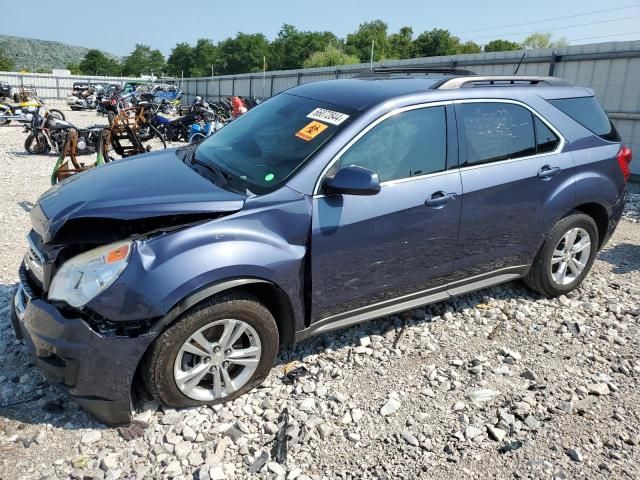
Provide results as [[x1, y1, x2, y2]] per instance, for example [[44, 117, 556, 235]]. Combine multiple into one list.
[[303, 44, 360, 68], [79, 49, 120, 75], [484, 39, 521, 52], [458, 41, 481, 54], [123, 44, 165, 76], [216, 33, 270, 74], [345, 20, 390, 62], [521, 32, 568, 49], [412, 29, 461, 57], [166, 42, 194, 77], [0, 48, 14, 71], [66, 63, 82, 75], [189, 39, 219, 77], [388, 27, 414, 59], [270, 24, 339, 70]]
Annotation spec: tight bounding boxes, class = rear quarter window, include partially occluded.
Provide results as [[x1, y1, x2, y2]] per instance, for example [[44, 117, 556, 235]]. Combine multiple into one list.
[[549, 96, 620, 142]]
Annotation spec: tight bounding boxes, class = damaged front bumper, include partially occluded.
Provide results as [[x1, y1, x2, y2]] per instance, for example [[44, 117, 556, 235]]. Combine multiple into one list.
[[11, 268, 155, 425]]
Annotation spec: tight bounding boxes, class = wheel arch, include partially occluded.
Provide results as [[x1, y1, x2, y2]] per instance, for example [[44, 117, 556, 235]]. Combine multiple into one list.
[[572, 202, 609, 249], [148, 277, 297, 349], [131, 277, 298, 405]]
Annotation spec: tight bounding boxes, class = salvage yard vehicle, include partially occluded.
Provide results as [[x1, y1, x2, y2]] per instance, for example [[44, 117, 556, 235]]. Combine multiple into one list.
[[23, 106, 104, 155], [0, 95, 65, 126], [11, 68, 632, 425]]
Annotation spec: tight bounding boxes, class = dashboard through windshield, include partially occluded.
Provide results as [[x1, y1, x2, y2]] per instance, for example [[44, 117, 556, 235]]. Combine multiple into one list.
[[195, 93, 357, 194]]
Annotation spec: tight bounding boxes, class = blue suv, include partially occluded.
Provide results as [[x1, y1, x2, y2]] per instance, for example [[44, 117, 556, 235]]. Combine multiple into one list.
[[11, 68, 632, 424]]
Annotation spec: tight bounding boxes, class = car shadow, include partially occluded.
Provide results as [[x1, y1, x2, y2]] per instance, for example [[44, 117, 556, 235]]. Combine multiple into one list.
[[0, 279, 539, 430], [17, 201, 34, 213], [598, 243, 640, 274], [0, 283, 102, 430]]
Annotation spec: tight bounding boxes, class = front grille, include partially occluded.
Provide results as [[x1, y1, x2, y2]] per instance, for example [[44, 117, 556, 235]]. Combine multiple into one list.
[[19, 263, 42, 299], [24, 235, 45, 284]]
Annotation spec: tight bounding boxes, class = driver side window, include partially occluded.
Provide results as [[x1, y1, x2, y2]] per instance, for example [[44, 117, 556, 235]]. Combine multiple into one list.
[[334, 106, 447, 183]]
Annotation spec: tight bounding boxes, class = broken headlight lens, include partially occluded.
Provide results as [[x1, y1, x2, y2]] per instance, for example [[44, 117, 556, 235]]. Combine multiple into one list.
[[49, 240, 132, 308]]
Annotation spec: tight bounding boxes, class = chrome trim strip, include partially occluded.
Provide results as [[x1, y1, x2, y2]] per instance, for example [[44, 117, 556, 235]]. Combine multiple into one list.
[[452, 98, 566, 169], [14, 284, 27, 322], [312, 100, 453, 196], [26, 234, 45, 264], [312, 98, 566, 197], [296, 265, 528, 341], [24, 234, 45, 283]]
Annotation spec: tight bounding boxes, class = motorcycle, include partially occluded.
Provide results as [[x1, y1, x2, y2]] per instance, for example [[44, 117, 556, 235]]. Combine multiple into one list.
[[188, 108, 225, 143], [97, 89, 132, 125], [23, 106, 103, 155], [0, 96, 65, 126]]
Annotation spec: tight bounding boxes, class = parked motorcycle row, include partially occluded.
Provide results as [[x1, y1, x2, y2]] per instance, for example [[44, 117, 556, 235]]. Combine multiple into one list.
[[0, 81, 258, 184], [1, 82, 257, 158]]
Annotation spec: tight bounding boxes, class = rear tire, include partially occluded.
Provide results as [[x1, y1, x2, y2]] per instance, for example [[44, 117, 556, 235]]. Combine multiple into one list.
[[48, 109, 65, 121], [524, 213, 598, 297], [143, 293, 279, 408]]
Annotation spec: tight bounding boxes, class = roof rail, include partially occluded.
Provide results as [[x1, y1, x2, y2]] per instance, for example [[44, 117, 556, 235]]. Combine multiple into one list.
[[355, 66, 476, 78], [435, 75, 572, 89]]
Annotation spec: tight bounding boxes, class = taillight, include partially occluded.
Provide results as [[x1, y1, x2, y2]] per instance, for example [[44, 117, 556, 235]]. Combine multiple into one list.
[[617, 145, 633, 182]]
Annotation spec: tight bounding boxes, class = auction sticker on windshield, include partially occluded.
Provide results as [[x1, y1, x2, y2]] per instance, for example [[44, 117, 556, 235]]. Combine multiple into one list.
[[296, 121, 329, 141], [307, 108, 349, 125]]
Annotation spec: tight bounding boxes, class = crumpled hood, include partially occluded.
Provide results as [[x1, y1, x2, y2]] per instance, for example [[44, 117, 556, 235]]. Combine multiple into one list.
[[32, 148, 246, 243]]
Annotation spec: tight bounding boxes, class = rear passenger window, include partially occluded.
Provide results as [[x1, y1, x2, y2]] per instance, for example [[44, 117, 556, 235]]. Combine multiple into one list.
[[534, 117, 559, 154], [457, 103, 536, 166], [549, 96, 620, 141]]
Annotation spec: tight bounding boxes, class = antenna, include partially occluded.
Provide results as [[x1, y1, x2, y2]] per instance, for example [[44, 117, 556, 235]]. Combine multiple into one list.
[[513, 52, 526, 75]]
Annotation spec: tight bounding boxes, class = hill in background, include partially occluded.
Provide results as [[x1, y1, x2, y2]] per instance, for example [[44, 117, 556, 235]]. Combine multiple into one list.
[[0, 35, 118, 72]]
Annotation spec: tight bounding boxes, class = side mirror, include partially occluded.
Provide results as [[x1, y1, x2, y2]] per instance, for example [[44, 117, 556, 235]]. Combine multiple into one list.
[[323, 165, 381, 196]]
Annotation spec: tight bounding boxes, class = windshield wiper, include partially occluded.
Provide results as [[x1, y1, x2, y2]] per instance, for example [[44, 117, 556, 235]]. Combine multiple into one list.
[[191, 156, 232, 189]]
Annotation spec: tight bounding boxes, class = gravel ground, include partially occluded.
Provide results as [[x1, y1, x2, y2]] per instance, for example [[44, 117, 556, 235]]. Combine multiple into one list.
[[1, 102, 639, 480]]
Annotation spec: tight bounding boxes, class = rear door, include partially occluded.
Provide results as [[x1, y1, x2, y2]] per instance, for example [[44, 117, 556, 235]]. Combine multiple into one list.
[[310, 103, 462, 322], [452, 100, 575, 281]]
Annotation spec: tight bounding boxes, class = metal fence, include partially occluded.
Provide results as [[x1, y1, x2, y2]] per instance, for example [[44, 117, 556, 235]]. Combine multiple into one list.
[[1, 41, 639, 179], [180, 40, 640, 179], [0, 72, 143, 99]]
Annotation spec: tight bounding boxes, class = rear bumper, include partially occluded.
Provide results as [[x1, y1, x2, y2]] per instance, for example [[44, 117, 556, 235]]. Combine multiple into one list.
[[601, 188, 627, 248], [11, 279, 155, 425]]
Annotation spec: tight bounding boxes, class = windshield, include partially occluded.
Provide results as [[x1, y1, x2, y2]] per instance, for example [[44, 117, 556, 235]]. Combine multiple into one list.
[[195, 93, 357, 194]]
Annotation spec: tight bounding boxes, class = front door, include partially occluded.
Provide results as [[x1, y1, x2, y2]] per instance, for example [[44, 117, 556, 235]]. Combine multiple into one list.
[[310, 104, 462, 322]]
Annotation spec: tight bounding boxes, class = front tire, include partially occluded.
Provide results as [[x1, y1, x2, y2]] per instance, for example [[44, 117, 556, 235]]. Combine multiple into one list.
[[143, 293, 279, 408], [525, 213, 598, 297], [24, 133, 51, 154], [0, 105, 11, 126]]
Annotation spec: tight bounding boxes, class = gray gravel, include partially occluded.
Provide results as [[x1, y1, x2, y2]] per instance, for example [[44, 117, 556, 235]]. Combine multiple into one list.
[[1, 102, 640, 479]]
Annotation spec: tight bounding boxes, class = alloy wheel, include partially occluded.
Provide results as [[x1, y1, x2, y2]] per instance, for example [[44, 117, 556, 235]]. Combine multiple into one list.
[[550, 227, 591, 286], [173, 319, 262, 401]]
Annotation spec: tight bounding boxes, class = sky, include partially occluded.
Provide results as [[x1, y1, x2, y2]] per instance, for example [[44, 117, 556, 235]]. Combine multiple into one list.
[[2, 0, 639, 56]]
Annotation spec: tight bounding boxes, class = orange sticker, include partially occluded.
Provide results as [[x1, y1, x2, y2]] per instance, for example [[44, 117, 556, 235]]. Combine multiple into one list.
[[295, 121, 328, 141]]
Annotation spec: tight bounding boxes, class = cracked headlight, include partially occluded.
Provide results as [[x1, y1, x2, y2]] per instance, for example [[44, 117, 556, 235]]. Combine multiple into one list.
[[49, 240, 132, 308]]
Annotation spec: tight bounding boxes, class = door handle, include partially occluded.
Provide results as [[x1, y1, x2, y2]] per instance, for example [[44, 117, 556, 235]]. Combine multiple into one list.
[[425, 191, 457, 208], [537, 165, 562, 179]]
